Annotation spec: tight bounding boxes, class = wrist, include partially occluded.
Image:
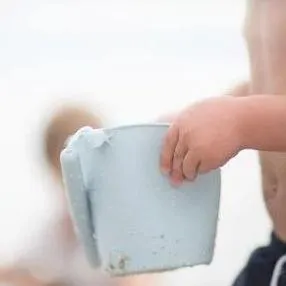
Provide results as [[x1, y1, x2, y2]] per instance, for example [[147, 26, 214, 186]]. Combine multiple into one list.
[[231, 97, 253, 151], [233, 95, 276, 151]]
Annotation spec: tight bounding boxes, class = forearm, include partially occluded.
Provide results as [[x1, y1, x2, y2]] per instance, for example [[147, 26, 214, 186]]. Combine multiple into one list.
[[156, 82, 250, 123], [238, 95, 286, 151]]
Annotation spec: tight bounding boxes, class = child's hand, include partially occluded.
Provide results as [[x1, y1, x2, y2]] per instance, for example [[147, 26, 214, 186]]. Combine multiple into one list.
[[160, 97, 245, 185]]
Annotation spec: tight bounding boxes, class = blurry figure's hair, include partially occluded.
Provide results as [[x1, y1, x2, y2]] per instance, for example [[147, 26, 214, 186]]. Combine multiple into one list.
[[43, 104, 103, 177]]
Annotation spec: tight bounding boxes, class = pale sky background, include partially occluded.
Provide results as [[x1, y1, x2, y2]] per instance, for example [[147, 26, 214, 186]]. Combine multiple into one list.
[[0, 1, 272, 285]]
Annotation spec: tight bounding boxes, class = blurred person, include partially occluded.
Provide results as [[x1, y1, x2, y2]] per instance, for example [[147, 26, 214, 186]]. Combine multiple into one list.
[[159, 1, 286, 285], [0, 103, 162, 286], [0, 104, 106, 286], [41, 104, 162, 286]]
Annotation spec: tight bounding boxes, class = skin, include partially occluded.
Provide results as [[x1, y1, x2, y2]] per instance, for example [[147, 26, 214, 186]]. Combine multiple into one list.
[[160, 0, 286, 244], [4, 1, 286, 283], [245, 0, 286, 242]]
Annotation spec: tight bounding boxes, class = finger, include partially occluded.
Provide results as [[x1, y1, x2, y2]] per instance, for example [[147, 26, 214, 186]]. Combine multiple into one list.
[[172, 136, 188, 171], [170, 136, 188, 186], [160, 125, 179, 174], [170, 168, 185, 187], [182, 150, 201, 181]]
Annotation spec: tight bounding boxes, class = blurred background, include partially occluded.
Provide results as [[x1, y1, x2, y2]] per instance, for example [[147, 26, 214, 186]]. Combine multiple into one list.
[[0, 0, 271, 285]]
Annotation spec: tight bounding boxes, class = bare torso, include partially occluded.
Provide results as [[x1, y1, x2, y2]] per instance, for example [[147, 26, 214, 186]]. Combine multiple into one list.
[[242, 0, 286, 241], [259, 151, 286, 240]]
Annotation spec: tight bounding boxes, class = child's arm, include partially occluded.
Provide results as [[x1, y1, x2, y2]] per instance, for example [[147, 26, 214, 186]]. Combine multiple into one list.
[[159, 95, 286, 184], [238, 95, 286, 152], [157, 82, 250, 124]]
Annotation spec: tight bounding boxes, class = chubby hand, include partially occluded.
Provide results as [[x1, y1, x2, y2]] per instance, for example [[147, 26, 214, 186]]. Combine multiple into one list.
[[160, 96, 245, 185]]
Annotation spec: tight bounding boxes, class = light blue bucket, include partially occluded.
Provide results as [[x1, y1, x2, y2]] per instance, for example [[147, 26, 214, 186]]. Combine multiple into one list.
[[60, 124, 221, 276]]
